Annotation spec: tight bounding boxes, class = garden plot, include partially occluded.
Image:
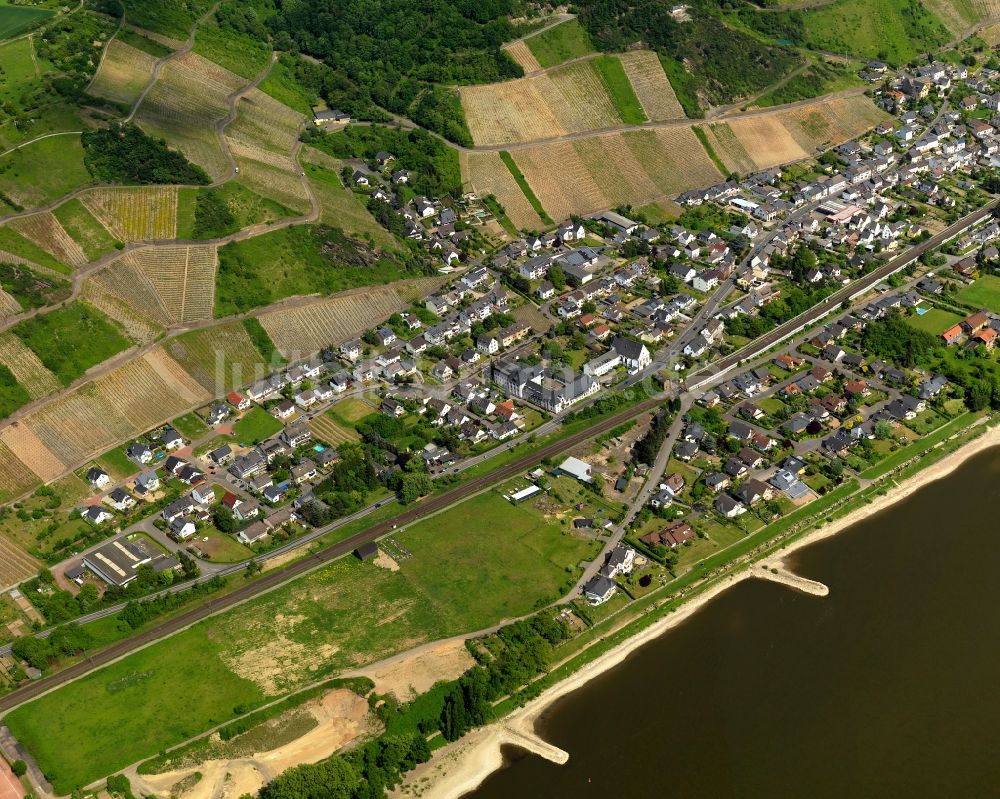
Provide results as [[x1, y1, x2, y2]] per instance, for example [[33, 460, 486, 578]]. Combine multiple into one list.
[[8, 213, 88, 269], [700, 123, 757, 175], [0, 424, 65, 481], [617, 51, 685, 121], [0, 332, 60, 398], [135, 51, 242, 179], [258, 287, 415, 359], [123, 245, 217, 323], [511, 141, 609, 223], [503, 40, 541, 73], [0, 440, 39, 501], [460, 60, 622, 147], [165, 323, 269, 394], [88, 39, 157, 106], [81, 187, 179, 241], [460, 151, 543, 230]]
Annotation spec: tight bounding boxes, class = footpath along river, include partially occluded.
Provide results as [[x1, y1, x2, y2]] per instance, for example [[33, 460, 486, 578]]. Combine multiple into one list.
[[468, 445, 1000, 798]]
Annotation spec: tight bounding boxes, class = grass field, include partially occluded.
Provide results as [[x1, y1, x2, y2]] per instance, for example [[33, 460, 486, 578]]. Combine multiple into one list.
[[330, 396, 375, 424], [232, 406, 283, 445], [191, 13, 271, 79], [0, 3, 52, 39], [258, 53, 315, 116], [300, 147, 397, 250], [94, 445, 140, 481], [797, 0, 951, 64], [87, 39, 156, 106], [176, 182, 294, 240], [52, 199, 121, 261], [120, 0, 214, 40], [5, 488, 598, 791], [117, 28, 173, 58], [525, 18, 594, 68], [0, 38, 42, 109], [171, 411, 208, 439], [11, 302, 131, 386], [0, 134, 91, 211], [590, 55, 646, 125], [906, 307, 963, 335], [956, 275, 1000, 314]]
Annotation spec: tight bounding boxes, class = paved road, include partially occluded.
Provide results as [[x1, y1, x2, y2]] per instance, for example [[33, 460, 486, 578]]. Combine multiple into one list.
[[688, 198, 1000, 390], [0, 391, 668, 713]]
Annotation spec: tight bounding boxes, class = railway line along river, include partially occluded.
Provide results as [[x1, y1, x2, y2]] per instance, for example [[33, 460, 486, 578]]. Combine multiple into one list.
[[465, 444, 1000, 798]]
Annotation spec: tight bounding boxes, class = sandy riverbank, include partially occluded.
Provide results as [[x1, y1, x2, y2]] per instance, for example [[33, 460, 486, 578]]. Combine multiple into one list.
[[395, 427, 1000, 799]]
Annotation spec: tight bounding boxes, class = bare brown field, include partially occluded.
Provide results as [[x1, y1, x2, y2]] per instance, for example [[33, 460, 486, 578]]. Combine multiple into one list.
[[0, 290, 19, 320], [135, 52, 241, 179], [781, 95, 890, 153], [701, 123, 757, 175], [617, 51, 685, 121], [0, 440, 40, 501], [123, 245, 218, 323], [460, 60, 622, 146], [9, 213, 88, 268], [0, 424, 65, 481], [461, 151, 543, 230], [258, 285, 428, 358], [0, 533, 37, 587], [0, 332, 60, 399], [82, 271, 167, 344], [726, 115, 809, 170], [503, 40, 541, 73], [89, 39, 157, 106], [81, 187, 179, 241]]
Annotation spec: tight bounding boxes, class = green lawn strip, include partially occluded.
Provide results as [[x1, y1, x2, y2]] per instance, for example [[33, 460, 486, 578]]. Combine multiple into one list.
[[905, 307, 962, 335], [498, 151, 553, 226], [956, 274, 1000, 314], [170, 412, 209, 439], [0, 362, 29, 418], [241, 317, 286, 368], [524, 19, 595, 68], [232, 406, 283, 445], [0, 226, 70, 274], [94, 446, 140, 481], [657, 53, 702, 119], [692, 125, 728, 176], [116, 27, 173, 58], [590, 55, 646, 124], [860, 411, 980, 479], [176, 187, 198, 239], [0, 5, 53, 39], [10, 302, 131, 385], [52, 198, 121, 261]]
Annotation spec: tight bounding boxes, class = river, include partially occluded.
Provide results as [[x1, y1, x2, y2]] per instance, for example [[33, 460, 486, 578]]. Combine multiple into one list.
[[468, 446, 1000, 798]]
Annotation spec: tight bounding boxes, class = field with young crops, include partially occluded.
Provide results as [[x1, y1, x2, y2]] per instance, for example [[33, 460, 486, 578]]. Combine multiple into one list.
[[135, 51, 241, 179], [88, 39, 157, 106], [507, 126, 721, 220], [0, 290, 19, 321], [0, 440, 41, 502], [81, 187, 179, 241], [52, 199, 121, 262], [617, 51, 684, 122], [461, 151, 543, 231], [308, 412, 359, 447], [120, 245, 218, 324], [0, 333, 59, 399], [82, 269, 168, 343], [165, 322, 270, 394], [9, 213, 89, 269], [460, 59, 623, 146], [258, 285, 423, 359], [503, 40, 541, 73]]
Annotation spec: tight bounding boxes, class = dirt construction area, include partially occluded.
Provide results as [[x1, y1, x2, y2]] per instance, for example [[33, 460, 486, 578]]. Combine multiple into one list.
[[351, 638, 475, 701]]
